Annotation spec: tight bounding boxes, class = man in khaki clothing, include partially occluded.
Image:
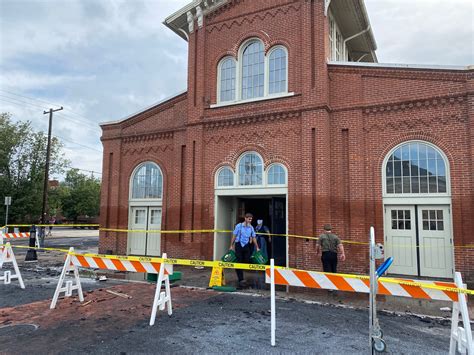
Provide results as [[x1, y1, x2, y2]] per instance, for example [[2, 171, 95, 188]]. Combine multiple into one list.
[[316, 224, 345, 273]]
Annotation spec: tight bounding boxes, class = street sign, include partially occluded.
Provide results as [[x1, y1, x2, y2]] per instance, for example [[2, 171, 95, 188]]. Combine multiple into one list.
[[5, 196, 11, 206]]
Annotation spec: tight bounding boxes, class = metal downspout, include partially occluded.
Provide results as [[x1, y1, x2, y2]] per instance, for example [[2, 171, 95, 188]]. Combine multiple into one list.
[[343, 25, 371, 61]]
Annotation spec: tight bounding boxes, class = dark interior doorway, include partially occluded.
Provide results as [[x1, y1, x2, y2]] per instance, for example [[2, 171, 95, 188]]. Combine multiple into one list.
[[237, 196, 286, 266]]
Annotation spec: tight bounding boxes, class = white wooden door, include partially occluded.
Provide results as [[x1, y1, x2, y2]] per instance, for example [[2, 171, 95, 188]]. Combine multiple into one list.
[[129, 207, 147, 255], [214, 196, 234, 260], [385, 206, 417, 275], [146, 208, 162, 256], [418, 206, 453, 278]]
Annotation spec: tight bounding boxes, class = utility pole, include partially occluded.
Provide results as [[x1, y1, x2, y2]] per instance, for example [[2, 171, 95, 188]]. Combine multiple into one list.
[[41, 107, 63, 225]]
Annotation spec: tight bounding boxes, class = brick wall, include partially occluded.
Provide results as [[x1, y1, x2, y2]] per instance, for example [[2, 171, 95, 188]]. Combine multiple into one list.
[[100, 1, 474, 281]]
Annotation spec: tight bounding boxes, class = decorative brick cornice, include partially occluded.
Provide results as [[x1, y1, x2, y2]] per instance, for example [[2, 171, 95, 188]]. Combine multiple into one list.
[[207, 2, 301, 33], [102, 128, 184, 142], [123, 144, 174, 157], [362, 94, 466, 116], [363, 98, 468, 133], [122, 131, 174, 144], [202, 109, 301, 131], [204, 126, 300, 145], [205, 0, 242, 21]]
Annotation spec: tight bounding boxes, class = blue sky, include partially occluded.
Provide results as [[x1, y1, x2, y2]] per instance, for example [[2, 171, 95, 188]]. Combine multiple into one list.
[[0, 0, 472, 179]]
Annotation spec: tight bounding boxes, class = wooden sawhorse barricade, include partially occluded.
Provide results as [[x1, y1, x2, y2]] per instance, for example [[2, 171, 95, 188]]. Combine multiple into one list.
[[266, 261, 473, 354], [0, 242, 25, 289], [51, 248, 173, 326]]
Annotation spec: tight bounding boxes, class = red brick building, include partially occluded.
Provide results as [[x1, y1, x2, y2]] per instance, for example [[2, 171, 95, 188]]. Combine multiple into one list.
[[100, 0, 474, 281]]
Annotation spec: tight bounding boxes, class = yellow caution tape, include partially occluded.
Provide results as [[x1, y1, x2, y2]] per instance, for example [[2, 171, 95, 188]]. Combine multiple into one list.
[[7, 225, 474, 249], [3, 243, 472, 295], [3, 244, 72, 253], [7, 224, 99, 227]]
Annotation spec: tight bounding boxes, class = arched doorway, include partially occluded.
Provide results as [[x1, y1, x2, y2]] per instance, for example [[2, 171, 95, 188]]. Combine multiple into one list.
[[214, 153, 288, 266], [382, 141, 453, 278], [128, 162, 163, 256]]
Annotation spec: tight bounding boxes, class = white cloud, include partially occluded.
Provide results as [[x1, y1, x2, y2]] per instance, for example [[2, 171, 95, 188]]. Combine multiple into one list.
[[1, 70, 96, 91]]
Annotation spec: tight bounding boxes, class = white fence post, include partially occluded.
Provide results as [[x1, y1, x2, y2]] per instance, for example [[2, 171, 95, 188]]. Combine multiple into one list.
[[270, 258, 276, 347]]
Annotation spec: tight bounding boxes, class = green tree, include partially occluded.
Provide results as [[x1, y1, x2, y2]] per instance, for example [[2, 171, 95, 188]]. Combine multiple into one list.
[[0, 113, 69, 224], [59, 169, 100, 221]]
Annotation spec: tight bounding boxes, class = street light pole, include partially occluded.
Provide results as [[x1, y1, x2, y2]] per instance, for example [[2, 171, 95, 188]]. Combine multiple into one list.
[[41, 107, 63, 225]]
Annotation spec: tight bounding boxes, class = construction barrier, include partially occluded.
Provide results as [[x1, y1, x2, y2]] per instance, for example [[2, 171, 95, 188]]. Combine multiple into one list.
[[50, 248, 173, 326], [2, 232, 30, 239], [267, 226, 473, 354], [4, 238, 474, 350], [267, 262, 472, 351], [0, 242, 25, 289], [1, 230, 41, 249], [265, 268, 460, 301]]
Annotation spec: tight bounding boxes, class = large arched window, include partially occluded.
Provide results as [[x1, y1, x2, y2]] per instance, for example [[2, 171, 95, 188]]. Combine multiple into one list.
[[131, 162, 163, 199], [268, 47, 287, 94], [217, 167, 234, 187], [385, 142, 447, 194], [218, 57, 236, 102], [267, 164, 286, 185], [238, 152, 263, 186], [241, 40, 264, 100]]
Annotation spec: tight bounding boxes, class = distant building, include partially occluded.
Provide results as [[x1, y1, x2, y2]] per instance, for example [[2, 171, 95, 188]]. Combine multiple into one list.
[[48, 180, 59, 189], [100, 0, 474, 281]]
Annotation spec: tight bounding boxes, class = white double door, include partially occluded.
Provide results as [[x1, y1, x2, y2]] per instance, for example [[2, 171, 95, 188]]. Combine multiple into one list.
[[129, 206, 162, 256], [384, 205, 453, 278]]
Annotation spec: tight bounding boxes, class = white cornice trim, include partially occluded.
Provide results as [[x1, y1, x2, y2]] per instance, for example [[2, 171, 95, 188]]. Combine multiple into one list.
[[328, 61, 470, 71]]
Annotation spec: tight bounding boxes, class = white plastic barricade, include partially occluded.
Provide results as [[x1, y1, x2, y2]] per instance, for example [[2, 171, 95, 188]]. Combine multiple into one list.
[[449, 272, 473, 355], [51, 248, 173, 326], [0, 242, 25, 289], [267, 262, 472, 353]]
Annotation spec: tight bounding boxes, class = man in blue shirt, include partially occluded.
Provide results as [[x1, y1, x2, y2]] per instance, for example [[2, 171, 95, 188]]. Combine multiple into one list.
[[229, 212, 259, 286]]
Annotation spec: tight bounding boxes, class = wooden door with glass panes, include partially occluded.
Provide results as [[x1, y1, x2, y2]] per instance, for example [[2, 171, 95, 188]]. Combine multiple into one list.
[[384, 206, 417, 275], [418, 206, 452, 278], [129, 207, 147, 255], [146, 208, 162, 256]]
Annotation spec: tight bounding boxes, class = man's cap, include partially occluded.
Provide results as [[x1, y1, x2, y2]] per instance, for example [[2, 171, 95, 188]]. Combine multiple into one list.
[[323, 224, 332, 231]]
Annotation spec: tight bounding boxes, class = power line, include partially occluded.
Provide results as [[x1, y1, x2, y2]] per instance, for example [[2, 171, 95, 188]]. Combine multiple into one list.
[[54, 134, 102, 153], [73, 168, 102, 175], [0, 89, 98, 124], [0, 96, 103, 153], [0, 96, 100, 132]]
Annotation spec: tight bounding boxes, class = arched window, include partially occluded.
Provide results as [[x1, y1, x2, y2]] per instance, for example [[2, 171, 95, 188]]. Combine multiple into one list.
[[241, 40, 264, 100], [238, 152, 263, 186], [267, 164, 286, 185], [268, 47, 287, 94], [131, 162, 163, 199], [385, 142, 447, 194], [217, 167, 234, 187], [219, 57, 236, 102]]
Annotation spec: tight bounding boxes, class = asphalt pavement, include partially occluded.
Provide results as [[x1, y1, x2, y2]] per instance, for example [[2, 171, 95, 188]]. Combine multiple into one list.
[[0, 229, 458, 353]]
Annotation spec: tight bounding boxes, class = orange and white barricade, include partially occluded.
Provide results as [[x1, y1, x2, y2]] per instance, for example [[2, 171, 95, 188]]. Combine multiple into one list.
[[266, 263, 472, 352], [1, 231, 40, 248], [0, 242, 25, 289], [3, 232, 30, 239], [51, 248, 173, 326]]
